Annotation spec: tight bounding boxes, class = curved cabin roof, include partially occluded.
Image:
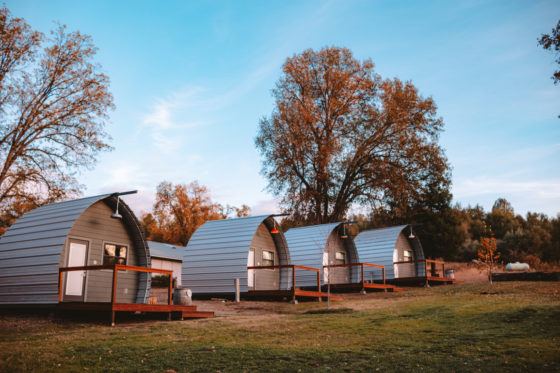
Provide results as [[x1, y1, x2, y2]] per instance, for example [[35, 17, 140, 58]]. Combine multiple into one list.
[[354, 225, 425, 279], [148, 241, 185, 262], [0, 194, 149, 305], [286, 222, 359, 286], [182, 215, 290, 294]]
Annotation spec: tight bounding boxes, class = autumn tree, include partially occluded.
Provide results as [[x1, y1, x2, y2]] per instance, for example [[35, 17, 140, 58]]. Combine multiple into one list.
[[478, 237, 499, 284], [0, 7, 113, 227], [255, 47, 449, 224], [141, 181, 250, 246], [539, 20, 560, 84]]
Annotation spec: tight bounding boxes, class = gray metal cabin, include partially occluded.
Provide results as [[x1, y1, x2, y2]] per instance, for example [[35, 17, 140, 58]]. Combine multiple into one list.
[[354, 225, 425, 280], [0, 194, 150, 307], [182, 215, 290, 296], [285, 223, 359, 287]]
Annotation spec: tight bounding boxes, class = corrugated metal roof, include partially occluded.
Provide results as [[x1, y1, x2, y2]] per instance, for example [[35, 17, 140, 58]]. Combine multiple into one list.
[[0, 193, 150, 305], [182, 215, 290, 294], [354, 225, 425, 279], [285, 223, 359, 286], [148, 241, 184, 261]]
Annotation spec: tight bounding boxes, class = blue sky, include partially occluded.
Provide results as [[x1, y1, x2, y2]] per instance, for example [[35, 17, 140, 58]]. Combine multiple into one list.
[[7, 0, 560, 216]]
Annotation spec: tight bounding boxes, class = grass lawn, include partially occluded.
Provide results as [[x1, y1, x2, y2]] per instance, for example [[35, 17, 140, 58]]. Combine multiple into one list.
[[1, 282, 559, 372]]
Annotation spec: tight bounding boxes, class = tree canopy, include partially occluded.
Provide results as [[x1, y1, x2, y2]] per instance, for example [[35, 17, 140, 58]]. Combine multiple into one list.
[[141, 181, 250, 246], [256, 47, 449, 224], [539, 20, 560, 84], [0, 7, 113, 227]]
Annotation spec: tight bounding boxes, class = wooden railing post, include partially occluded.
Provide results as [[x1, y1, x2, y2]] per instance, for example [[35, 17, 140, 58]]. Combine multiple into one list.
[[111, 265, 118, 326], [58, 270, 64, 303], [291, 266, 296, 304], [382, 267, 386, 285], [168, 273, 173, 306]]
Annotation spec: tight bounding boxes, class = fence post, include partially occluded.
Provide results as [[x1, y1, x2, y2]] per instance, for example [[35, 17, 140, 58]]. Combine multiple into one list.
[[234, 278, 240, 303]]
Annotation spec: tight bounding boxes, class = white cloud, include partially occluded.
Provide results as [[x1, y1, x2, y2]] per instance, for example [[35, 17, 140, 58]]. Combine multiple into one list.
[[251, 198, 281, 215], [452, 177, 560, 216]]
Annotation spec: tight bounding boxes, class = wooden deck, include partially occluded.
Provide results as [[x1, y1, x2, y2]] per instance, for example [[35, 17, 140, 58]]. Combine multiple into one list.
[[58, 264, 214, 325], [327, 282, 404, 293], [389, 276, 455, 286], [57, 302, 214, 324], [246, 289, 343, 302]]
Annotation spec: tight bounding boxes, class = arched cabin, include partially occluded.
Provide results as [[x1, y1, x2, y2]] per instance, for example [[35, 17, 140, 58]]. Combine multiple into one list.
[[182, 215, 291, 297], [0, 193, 150, 306], [354, 225, 452, 286], [0, 193, 213, 323], [285, 223, 359, 287]]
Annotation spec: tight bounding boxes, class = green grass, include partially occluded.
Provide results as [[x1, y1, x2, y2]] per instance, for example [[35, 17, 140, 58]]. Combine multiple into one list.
[[1, 282, 559, 372]]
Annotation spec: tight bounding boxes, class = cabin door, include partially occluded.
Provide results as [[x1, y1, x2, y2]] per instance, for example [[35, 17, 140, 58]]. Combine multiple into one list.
[[63, 239, 88, 302], [247, 248, 255, 289]]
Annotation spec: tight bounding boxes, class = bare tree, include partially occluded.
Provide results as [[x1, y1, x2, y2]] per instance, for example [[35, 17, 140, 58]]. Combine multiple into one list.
[[255, 47, 449, 224], [0, 7, 114, 222]]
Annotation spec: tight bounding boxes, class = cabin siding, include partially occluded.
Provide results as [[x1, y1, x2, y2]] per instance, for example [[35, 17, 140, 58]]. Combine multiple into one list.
[[183, 215, 290, 295], [394, 233, 416, 278], [286, 223, 359, 287], [151, 258, 182, 287], [65, 202, 138, 303], [325, 233, 350, 284], [355, 225, 425, 280], [250, 224, 280, 290], [0, 195, 110, 305], [0, 194, 150, 306]]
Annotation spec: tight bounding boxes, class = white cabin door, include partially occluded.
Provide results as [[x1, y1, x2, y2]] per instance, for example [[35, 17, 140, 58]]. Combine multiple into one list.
[[247, 248, 255, 289], [64, 240, 88, 301]]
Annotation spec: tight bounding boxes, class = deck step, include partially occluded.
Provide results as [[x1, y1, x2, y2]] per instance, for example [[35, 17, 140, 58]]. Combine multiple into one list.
[[182, 310, 215, 319], [363, 283, 404, 292], [295, 289, 344, 301]]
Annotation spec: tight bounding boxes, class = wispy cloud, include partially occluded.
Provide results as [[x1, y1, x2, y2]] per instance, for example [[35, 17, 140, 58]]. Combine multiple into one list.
[[453, 176, 560, 216], [251, 198, 281, 215]]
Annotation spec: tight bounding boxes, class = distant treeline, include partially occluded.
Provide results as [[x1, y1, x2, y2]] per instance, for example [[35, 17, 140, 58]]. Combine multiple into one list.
[[351, 198, 560, 264]]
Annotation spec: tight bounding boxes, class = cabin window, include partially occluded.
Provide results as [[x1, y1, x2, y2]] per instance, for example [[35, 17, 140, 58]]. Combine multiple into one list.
[[262, 250, 275, 266], [335, 251, 346, 262], [103, 243, 128, 265], [403, 250, 413, 262]]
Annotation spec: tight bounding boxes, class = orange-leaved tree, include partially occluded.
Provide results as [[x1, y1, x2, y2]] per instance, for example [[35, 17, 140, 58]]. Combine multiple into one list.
[[478, 237, 499, 284], [141, 181, 250, 246]]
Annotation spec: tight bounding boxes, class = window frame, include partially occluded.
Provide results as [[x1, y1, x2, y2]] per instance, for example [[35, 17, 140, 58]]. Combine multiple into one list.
[[261, 250, 275, 267], [403, 249, 413, 262], [102, 241, 129, 267], [335, 251, 346, 262]]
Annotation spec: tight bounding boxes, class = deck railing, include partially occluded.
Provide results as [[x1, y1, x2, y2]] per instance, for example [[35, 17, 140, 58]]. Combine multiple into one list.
[[247, 264, 321, 301], [324, 262, 386, 290], [58, 264, 173, 305], [393, 259, 449, 284]]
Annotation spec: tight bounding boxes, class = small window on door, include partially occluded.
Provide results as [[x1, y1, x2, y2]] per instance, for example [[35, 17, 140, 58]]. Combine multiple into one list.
[[262, 250, 275, 266], [103, 243, 128, 265], [335, 251, 346, 262], [403, 250, 413, 262]]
